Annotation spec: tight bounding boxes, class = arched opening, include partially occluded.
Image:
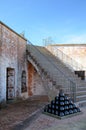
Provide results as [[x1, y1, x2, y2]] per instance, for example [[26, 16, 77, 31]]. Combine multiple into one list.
[[21, 70, 27, 93]]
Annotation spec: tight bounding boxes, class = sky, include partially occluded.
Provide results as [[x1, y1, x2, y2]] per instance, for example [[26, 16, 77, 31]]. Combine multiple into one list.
[[0, 0, 86, 46]]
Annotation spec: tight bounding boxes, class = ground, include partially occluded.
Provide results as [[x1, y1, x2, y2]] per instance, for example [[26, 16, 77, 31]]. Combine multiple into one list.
[[24, 107, 86, 130], [0, 98, 48, 130], [0, 99, 86, 130]]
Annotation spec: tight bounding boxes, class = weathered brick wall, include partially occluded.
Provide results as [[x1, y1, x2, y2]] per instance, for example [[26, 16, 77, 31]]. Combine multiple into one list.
[[58, 45, 86, 67], [0, 22, 27, 102], [28, 62, 46, 96], [0, 24, 2, 101], [17, 37, 28, 99], [46, 45, 86, 70]]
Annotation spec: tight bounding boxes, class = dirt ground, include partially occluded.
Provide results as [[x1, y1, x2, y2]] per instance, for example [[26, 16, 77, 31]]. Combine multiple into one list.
[[0, 98, 48, 130]]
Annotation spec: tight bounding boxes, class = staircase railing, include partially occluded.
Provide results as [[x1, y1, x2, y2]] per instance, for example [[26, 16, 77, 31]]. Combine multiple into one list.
[[53, 48, 85, 71], [27, 41, 76, 102]]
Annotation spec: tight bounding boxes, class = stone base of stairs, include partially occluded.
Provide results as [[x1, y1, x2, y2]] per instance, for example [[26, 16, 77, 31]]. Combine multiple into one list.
[[28, 95, 49, 102], [76, 100, 86, 107]]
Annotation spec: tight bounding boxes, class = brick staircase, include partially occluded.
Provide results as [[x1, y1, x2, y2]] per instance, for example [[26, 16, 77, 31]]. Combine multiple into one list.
[[26, 44, 86, 106]]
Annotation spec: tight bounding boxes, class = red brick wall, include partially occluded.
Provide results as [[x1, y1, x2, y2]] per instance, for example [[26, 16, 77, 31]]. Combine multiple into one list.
[[28, 62, 46, 96]]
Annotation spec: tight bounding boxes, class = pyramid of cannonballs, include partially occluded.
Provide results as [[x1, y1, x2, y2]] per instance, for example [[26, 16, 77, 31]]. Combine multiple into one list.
[[44, 91, 81, 117]]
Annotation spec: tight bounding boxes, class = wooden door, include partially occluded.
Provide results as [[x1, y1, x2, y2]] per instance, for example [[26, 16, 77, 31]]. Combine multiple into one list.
[[6, 68, 15, 100]]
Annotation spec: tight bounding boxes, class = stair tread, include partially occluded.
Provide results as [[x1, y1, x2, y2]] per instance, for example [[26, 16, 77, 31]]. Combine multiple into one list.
[[77, 95, 86, 98], [77, 100, 86, 103], [77, 90, 86, 92], [77, 87, 86, 89]]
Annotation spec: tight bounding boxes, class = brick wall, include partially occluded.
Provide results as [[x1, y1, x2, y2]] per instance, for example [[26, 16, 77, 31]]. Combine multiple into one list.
[[28, 62, 46, 96], [0, 24, 2, 101], [58, 45, 86, 67], [0, 22, 27, 102], [46, 45, 86, 70]]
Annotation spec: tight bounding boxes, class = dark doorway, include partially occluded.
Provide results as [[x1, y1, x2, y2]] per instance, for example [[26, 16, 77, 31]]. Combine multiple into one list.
[[75, 71, 85, 80], [6, 68, 15, 100]]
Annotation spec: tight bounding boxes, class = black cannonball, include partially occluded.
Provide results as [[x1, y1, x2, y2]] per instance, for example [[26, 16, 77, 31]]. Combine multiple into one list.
[[64, 110, 69, 115], [56, 101, 59, 105], [69, 105, 73, 109], [48, 109, 52, 113], [69, 110, 73, 114], [69, 99, 73, 104], [60, 102, 65, 105], [59, 92, 65, 97], [55, 110, 58, 115], [77, 107, 81, 112], [48, 104, 51, 108], [65, 96, 69, 100], [55, 106, 58, 110], [73, 109, 77, 113], [55, 96, 59, 101], [64, 101, 69, 105], [51, 100, 55, 105], [52, 105, 55, 109], [73, 104, 76, 109], [52, 109, 55, 114], [59, 97, 65, 101], [59, 112, 65, 117], [64, 105, 69, 110], [60, 106, 64, 111]]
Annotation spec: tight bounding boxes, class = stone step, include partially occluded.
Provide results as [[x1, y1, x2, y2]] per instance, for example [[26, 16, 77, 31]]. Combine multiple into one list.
[[64, 91, 86, 103], [77, 87, 86, 91], [76, 100, 86, 107], [76, 91, 86, 96], [29, 50, 83, 79], [76, 95, 86, 102], [37, 48, 76, 74]]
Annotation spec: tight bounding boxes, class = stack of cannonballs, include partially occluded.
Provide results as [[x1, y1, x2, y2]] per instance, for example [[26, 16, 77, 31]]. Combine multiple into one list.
[[44, 91, 81, 117]]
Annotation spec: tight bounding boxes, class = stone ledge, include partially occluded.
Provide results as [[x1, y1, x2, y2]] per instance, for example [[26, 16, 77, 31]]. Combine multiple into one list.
[[43, 111, 82, 120]]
